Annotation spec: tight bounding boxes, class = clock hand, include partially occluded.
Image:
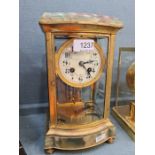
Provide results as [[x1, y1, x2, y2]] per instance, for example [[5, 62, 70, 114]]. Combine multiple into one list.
[[79, 61, 91, 76], [79, 60, 94, 66], [79, 61, 85, 68], [83, 60, 94, 64], [79, 61, 87, 70]]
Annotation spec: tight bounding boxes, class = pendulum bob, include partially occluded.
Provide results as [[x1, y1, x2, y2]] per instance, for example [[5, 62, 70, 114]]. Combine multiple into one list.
[[57, 102, 85, 124]]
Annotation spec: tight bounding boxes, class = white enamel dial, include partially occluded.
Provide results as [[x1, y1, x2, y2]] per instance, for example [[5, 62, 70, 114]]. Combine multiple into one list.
[[56, 39, 105, 88]]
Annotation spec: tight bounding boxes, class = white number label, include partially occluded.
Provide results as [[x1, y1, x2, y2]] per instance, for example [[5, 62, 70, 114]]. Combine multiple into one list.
[[73, 39, 94, 52], [96, 133, 106, 143]]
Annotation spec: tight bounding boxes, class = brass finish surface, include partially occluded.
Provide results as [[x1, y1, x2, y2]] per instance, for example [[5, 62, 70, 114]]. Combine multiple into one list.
[[126, 63, 135, 92], [45, 33, 57, 127], [57, 102, 85, 124], [104, 34, 116, 118], [40, 24, 121, 34], [90, 83, 96, 101]]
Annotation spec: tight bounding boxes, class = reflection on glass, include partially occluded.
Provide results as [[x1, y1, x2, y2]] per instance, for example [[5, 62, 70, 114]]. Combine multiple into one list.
[[56, 72, 106, 125]]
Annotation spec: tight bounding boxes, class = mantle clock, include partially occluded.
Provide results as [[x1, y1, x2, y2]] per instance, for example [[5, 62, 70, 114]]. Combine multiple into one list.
[[39, 12, 123, 154]]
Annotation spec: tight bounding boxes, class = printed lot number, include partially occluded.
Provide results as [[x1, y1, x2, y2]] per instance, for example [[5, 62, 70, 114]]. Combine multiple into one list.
[[73, 39, 94, 52]]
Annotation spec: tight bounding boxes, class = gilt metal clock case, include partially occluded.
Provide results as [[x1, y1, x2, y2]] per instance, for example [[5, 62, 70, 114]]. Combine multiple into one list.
[[39, 12, 123, 154]]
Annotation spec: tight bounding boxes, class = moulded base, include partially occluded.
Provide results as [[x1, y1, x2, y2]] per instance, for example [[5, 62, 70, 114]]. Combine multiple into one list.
[[44, 119, 115, 154]]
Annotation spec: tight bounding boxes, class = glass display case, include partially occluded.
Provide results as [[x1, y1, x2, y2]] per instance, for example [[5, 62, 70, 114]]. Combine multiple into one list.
[[112, 47, 135, 140], [39, 12, 123, 154]]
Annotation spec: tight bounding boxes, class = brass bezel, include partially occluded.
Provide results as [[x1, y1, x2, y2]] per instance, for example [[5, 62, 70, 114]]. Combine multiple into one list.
[[55, 39, 106, 88]]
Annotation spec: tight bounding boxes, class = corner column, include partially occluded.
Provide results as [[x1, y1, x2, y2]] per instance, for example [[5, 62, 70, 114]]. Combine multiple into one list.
[[104, 34, 116, 118], [45, 32, 57, 127]]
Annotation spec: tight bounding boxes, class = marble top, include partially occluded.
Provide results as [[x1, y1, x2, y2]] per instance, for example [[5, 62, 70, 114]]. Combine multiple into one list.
[[39, 12, 123, 28]]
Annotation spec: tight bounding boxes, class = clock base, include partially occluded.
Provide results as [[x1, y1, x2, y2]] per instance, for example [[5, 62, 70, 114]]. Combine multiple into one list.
[[112, 103, 135, 141], [44, 119, 115, 154]]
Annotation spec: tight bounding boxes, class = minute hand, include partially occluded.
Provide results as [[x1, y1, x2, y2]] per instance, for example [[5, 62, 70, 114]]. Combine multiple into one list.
[[83, 60, 94, 64]]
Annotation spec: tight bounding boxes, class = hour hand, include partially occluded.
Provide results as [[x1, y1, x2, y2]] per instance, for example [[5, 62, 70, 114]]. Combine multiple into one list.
[[79, 61, 90, 75], [79, 61, 86, 69]]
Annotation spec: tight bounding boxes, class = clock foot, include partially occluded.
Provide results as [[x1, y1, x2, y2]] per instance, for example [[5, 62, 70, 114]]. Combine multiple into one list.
[[107, 137, 115, 144], [45, 148, 55, 154]]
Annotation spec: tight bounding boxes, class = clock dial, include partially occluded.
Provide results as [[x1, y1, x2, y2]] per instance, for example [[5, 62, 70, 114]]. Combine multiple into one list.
[[56, 39, 105, 88]]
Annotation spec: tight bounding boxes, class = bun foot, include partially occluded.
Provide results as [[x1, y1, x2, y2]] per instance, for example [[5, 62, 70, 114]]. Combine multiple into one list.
[[45, 148, 55, 154]]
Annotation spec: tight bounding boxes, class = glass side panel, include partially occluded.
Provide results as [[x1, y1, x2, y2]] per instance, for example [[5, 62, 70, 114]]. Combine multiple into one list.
[[116, 49, 135, 105]]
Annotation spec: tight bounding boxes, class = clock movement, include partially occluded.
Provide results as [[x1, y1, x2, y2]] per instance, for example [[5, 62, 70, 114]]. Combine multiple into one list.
[[39, 12, 123, 154]]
